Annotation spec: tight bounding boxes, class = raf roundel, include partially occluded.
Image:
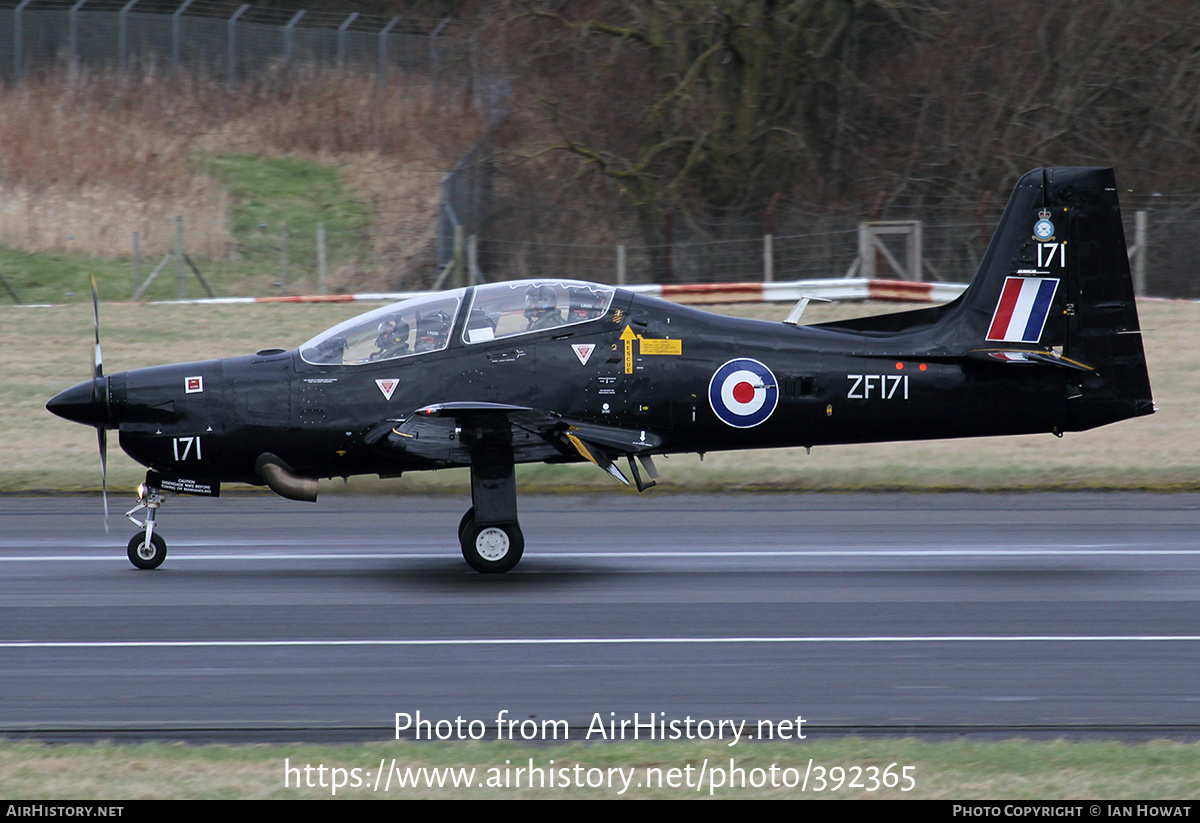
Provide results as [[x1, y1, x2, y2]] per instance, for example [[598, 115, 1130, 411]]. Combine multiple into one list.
[[708, 358, 779, 428]]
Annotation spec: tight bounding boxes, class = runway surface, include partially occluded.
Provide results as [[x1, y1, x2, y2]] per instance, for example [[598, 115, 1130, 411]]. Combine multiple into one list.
[[2, 491, 1199, 742]]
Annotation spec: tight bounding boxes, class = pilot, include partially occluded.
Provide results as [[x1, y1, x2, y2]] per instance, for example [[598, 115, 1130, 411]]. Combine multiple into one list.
[[371, 317, 410, 360], [524, 284, 566, 330], [415, 310, 451, 352]]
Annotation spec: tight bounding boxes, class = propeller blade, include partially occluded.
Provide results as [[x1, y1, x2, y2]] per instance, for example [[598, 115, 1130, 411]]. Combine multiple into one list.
[[91, 276, 103, 380], [91, 276, 108, 532]]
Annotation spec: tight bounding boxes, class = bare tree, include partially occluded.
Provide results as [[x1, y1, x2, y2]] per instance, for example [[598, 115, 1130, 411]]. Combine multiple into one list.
[[489, 0, 901, 278], [859, 0, 1200, 204]]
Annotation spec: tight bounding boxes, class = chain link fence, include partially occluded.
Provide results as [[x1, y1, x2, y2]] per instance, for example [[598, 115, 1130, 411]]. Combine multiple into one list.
[[462, 196, 1197, 298], [7, 189, 1194, 303], [1131, 199, 1200, 299], [0, 0, 464, 82]]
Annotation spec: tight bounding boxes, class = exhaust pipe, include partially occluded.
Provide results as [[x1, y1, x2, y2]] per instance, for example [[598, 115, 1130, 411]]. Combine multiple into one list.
[[255, 453, 318, 503]]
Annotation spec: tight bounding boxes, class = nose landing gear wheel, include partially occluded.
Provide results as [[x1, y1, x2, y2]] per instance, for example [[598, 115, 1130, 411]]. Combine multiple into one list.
[[460, 518, 523, 574], [127, 532, 167, 570]]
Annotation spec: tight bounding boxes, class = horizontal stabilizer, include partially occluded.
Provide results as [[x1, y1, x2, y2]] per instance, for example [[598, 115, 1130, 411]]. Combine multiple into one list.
[[966, 349, 1095, 371]]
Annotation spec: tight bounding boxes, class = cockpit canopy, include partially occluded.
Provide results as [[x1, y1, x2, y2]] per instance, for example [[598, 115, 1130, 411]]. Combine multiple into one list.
[[299, 280, 615, 366]]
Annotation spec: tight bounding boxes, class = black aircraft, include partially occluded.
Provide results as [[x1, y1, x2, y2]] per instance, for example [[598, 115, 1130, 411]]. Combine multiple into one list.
[[48, 167, 1155, 573]]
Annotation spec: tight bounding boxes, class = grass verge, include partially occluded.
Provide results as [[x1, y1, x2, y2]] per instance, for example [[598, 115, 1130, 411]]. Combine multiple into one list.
[[196, 153, 373, 296], [1, 737, 1198, 799], [0, 154, 373, 306]]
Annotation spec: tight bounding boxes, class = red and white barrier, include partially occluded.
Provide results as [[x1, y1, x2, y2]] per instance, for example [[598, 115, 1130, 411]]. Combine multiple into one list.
[[153, 278, 967, 307]]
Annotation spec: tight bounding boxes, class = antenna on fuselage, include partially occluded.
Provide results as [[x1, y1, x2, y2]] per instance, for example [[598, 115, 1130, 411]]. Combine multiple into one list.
[[783, 295, 832, 326]]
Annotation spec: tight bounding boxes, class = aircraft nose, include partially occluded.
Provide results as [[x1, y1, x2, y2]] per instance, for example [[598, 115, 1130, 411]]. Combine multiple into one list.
[[46, 379, 107, 427]]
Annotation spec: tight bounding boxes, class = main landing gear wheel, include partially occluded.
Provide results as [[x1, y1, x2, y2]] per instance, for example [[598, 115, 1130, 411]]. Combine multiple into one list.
[[459, 517, 523, 574], [127, 532, 167, 570], [458, 506, 475, 542]]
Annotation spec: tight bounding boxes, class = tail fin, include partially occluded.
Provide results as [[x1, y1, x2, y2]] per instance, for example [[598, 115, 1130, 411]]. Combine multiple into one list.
[[956, 167, 1154, 429], [816, 167, 1154, 429]]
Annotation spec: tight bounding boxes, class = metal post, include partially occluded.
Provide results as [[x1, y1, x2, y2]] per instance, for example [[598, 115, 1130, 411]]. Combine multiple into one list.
[[119, 0, 139, 74], [174, 216, 186, 299], [662, 204, 675, 283], [469, 28, 481, 113], [0, 271, 21, 304], [131, 231, 141, 296], [280, 227, 289, 289], [858, 223, 875, 279], [1133, 210, 1148, 296], [283, 10, 305, 71], [337, 13, 359, 70], [378, 17, 399, 80], [132, 253, 172, 301], [227, 4, 249, 88], [430, 17, 449, 93], [763, 191, 780, 283], [910, 220, 923, 281], [453, 224, 465, 286], [616, 244, 626, 286], [14, 0, 32, 80], [316, 223, 327, 295], [172, 0, 196, 74], [69, 0, 88, 74], [467, 234, 478, 286]]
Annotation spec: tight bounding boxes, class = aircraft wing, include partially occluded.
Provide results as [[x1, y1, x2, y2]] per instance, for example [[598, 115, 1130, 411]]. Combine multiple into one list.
[[366, 402, 662, 486]]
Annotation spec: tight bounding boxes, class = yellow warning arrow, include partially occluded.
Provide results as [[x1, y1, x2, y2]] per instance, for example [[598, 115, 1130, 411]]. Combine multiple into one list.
[[620, 325, 636, 374]]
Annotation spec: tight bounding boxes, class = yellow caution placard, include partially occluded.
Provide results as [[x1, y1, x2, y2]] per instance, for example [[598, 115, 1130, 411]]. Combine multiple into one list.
[[638, 337, 682, 355], [619, 326, 682, 372]]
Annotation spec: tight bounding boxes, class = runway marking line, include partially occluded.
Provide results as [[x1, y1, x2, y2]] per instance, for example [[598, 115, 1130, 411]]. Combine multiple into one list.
[[4, 636, 1200, 649], [3, 547, 1200, 561]]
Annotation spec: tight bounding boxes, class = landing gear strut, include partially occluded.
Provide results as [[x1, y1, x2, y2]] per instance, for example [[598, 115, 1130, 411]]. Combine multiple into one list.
[[124, 477, 167, 569], [459, 434, 523, 573]]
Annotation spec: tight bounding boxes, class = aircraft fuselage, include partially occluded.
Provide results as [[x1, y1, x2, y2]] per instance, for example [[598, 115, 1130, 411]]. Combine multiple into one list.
[[104, 291, 1085, 491]]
